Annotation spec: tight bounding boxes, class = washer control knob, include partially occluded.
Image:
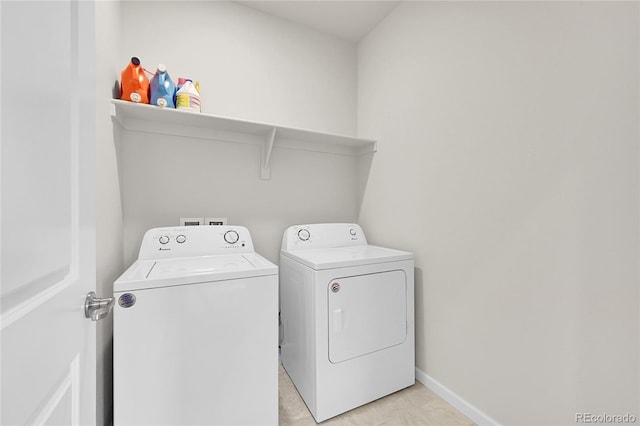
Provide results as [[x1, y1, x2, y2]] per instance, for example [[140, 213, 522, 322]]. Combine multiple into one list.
[[159, 235, 170, 245], [224, 230, 239, 245], [176, 234, 187, 244], [349, 228, 357, 236], [298, 229, 310, 241]]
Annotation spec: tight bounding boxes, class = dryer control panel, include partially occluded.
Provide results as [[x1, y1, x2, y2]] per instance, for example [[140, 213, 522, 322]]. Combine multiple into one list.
[[138, 225, 255, 260], [281, 223, 367, 251]]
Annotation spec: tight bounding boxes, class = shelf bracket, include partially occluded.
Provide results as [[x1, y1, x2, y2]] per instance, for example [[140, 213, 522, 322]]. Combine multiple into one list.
[[261, 127, 277, 180]]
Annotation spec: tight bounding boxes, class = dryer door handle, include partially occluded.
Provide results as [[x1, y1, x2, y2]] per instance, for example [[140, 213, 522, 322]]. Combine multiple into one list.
[[333, 308, 343, 333]]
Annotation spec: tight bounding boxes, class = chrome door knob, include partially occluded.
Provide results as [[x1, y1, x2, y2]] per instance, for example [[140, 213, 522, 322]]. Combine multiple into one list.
[[84, 291, 115, 321]]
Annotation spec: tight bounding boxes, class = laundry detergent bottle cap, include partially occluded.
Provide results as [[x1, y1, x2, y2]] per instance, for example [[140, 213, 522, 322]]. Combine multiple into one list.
[[150, 63, 176, 108], [120, 56, 149, 104]]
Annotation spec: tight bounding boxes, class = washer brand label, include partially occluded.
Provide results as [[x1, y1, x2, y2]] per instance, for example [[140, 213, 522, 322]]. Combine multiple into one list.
[[118, 293, 136, 308]]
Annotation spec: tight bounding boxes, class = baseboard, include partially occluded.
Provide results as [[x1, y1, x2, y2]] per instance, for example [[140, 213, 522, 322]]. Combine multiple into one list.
[[415, 367, 500, 426]]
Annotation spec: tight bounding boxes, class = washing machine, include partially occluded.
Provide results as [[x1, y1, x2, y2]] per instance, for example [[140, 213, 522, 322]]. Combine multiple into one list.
[[113, 225, 278, 426], [279, 223, 415, 422]]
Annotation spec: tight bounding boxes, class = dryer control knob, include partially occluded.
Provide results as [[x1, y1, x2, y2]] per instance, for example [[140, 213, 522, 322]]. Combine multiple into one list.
[[176, 234, 187, 244], [349, 228, 357, 236], [224, 230, 239, 244], [159, 235, 170, 245], [298, 229, 310, 241]]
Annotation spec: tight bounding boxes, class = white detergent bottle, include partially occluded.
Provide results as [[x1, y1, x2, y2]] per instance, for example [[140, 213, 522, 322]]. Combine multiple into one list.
[[175, 79, 201, 112]]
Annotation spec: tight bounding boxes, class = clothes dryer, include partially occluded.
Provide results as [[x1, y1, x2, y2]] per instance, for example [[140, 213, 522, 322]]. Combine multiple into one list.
[[114, 226, 278, 426], [279, 223, 414, 422]]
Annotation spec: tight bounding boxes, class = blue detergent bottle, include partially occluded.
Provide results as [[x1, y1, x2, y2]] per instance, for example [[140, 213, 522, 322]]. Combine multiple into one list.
[[150, 64, 176, 108]]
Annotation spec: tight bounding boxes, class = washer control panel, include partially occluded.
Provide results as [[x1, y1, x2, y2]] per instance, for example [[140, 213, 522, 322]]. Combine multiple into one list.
[[282, 223, 366, 251], [139, 225, 254, 260]]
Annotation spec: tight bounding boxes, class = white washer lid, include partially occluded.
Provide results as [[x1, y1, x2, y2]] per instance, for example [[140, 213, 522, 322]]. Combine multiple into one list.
[[147, 255, 254, 279], [281, 244, 413, 270], [114, 253, 277, 292]]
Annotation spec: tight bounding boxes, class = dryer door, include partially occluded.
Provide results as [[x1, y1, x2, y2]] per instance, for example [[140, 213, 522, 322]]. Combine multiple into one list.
[[328, 270, 407, 363]]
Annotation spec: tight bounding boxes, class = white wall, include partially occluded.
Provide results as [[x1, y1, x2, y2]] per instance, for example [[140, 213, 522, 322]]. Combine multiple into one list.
[[357, 2, 639, 425], [95, 2, 123, 425], [120, 1, 356, 135], [117, 1, 360, 265], [118, 131, 367, 265]]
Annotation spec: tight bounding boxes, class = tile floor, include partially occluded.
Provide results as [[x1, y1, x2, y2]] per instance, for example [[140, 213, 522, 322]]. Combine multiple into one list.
[[278, 365, 475, 426]]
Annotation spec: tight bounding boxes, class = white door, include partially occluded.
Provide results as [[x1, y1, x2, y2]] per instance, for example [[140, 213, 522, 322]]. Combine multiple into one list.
[[1, 1, 98, 425]]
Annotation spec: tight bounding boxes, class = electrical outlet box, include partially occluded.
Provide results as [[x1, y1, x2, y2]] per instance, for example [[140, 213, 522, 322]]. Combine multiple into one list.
[[180, 217, 205, 226], [205, 217, 227, 226]]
